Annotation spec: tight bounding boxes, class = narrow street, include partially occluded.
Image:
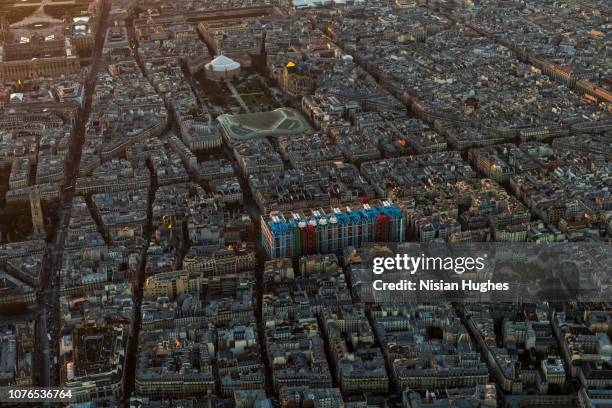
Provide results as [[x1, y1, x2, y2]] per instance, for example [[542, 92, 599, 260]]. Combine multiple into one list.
[[121, 166, 158, 404], [36, 0, 110, 393], [120, 10, 166, 405]]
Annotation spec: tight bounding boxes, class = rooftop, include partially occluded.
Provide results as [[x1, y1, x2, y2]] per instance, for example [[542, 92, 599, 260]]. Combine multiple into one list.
[[217, 108, 312, 141], [204, 54, 241, 72]]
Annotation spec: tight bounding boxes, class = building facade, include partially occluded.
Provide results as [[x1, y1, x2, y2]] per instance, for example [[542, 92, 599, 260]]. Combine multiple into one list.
[[262, 201, 406, 259]]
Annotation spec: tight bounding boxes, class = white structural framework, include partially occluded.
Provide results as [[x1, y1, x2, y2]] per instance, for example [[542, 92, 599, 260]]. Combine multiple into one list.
[[204, 54, 241, 79]]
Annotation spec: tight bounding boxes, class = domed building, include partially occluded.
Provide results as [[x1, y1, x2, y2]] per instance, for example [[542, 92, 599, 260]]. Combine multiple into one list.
[[204, 54, 241, 80]]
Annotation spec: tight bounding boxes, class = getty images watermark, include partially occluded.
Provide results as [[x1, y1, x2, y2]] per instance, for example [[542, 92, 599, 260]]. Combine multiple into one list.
[[371, 253, 509, 293], [347, 242, 612, 304]]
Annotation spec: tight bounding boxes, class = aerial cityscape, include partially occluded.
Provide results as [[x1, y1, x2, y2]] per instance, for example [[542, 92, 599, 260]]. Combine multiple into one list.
[[0, 0, 610, 406]]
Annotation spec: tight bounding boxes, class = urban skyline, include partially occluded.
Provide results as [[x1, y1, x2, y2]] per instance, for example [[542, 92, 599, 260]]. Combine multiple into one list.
[[0, 0, 610, 407]]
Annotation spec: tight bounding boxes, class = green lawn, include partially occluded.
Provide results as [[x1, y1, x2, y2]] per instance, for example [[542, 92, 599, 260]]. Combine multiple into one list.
[[235, 78, 267, 94], [240, 92, 277, 111], [43, 3, 88, 18], [2, 5, 37, 23]]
